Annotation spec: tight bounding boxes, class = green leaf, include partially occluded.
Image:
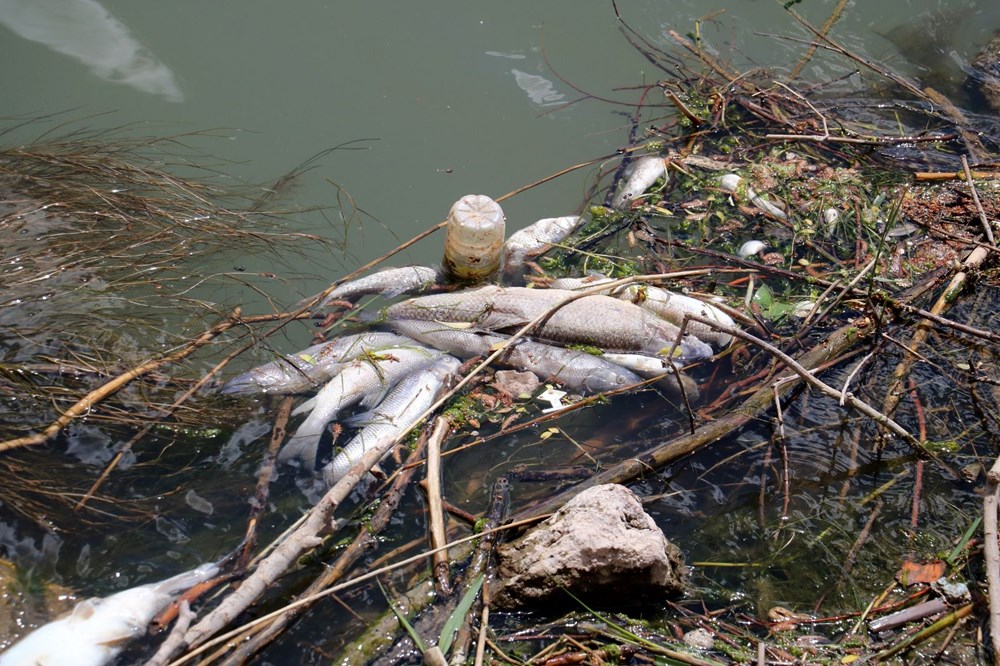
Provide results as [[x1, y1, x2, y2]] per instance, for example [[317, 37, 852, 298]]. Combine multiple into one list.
[[377, 579, 426, 652], [438, 575, 484, 656]]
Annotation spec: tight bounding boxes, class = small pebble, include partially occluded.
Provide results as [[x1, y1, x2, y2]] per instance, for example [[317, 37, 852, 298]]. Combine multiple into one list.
[[792, 301, 817, 318], [683, 628, 715, 650]]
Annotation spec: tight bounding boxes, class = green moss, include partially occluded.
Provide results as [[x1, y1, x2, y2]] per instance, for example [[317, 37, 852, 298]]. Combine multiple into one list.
[[924, 439, 960, 454], [566, 344, 605, 356]]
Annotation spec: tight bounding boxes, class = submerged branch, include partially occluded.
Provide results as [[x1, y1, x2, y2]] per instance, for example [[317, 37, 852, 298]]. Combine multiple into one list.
[[0, 311, 312, 453]]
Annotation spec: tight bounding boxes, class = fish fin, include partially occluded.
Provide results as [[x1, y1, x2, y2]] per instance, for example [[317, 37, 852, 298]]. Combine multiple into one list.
[[219, 374, 258, 395], [98, 635, 135, 648], [70, 598, 100, 620], [340, 410, 374, 427], [291, 396, 317, 416], [277, 430, 320, 468], [340, 410, 393, 428], [359, 387, 389, 409]]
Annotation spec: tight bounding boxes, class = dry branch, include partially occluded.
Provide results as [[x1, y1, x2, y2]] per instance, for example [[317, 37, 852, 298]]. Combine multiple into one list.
[[512, 317, 874, 522], [0, 311, 312, 453]]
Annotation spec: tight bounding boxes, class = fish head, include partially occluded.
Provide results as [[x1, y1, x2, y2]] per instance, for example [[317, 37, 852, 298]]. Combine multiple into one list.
[[584, 366, 639, 393]]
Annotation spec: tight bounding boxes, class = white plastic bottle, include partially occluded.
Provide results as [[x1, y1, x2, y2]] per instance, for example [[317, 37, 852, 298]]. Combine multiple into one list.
[[442, 194, 506, 283]]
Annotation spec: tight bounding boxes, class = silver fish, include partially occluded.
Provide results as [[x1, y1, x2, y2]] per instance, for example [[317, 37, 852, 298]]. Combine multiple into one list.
[[220, 331, 416, 396], [719, 173, 787, 221], [322, 355, 461, 485], [618, 284, 735, 348], [387, 319, 643, 394], [317, 265, 442, 308], [613, 155, 667, 208], [502, 215, 580, 275], [602, 352, 700, 401], [385, 286, 712, 361], [0, 563, 218, 666], [547, 273, 614, 292], [281, 346, 442, 469]]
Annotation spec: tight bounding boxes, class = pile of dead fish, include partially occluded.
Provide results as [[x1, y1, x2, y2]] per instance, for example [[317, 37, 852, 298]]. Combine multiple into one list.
[[221, 170, 739, 488], [0, 160, 737, 666]]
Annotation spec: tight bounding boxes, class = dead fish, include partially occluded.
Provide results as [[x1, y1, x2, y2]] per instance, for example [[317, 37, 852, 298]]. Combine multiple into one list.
[[281, 346, 443, 469], [602, 352, 701, 401], [502, 215, 581, 275], [384, 286, 712, 361], [719, 173, 787, 220], [322, 355, 461, 485], [220, 331, 416, 396], [618, 284, 735, 348], [547, 273, 614, 291], [0, 563, 218, 666], [317, 265, 442, 309], [613, 155, 667, 208], [386, 319, 643, 394], [737, 240, 767, 258]]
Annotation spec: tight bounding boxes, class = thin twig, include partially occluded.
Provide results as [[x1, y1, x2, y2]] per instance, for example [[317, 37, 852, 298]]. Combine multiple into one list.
[[961, 154, 997, 247], [683, 314, 925, 452], [789, 0, 850, 79]]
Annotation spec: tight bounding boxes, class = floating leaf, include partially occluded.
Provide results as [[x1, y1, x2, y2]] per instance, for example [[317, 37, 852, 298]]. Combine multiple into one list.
[[897, 559, 945, 586]]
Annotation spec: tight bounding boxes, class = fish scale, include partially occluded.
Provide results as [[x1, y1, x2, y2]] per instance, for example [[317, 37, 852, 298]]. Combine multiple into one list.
[[280, 346, 443, 469], [385, 286, 712, 361], [322, 355, 461, 485], [220, 331, 415, 396], [386, 319, 643, 394]]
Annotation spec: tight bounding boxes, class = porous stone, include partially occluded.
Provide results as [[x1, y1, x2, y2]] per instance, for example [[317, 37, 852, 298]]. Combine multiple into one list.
[[492, 370, 540, 398], [493, 484, 685, 609]]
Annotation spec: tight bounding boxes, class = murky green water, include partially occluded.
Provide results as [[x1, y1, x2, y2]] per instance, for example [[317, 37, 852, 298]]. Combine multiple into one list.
[[1, 0, 998, 663]]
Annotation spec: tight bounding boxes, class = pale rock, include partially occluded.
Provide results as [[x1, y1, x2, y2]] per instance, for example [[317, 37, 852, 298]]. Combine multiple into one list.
[[493, 484, 685, 609]]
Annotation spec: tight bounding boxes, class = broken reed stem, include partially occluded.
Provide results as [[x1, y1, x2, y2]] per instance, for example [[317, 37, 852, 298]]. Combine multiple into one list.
[[874, 603, 974, 661], [879, 245, 992, 440], [0, 311, 312, 454], [447, 477, 510, 666], [426, 416, 453, 596], [473, 584, 491, 666], [961, 154, 997, 246], [788, 0, 850, 79], [985, 481, 1000, 663], [237, 396, 294, 570]]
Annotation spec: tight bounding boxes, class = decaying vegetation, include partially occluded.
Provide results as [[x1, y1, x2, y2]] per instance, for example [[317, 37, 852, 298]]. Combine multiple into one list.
[[2, 4, 1000, 666]]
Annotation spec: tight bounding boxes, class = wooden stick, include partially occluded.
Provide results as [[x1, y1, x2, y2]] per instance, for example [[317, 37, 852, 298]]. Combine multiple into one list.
[[426, 417, 453, 596], [985, 476, 1000, 661], [961, 155, 997, 246], [0, 310, 312, 453]]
